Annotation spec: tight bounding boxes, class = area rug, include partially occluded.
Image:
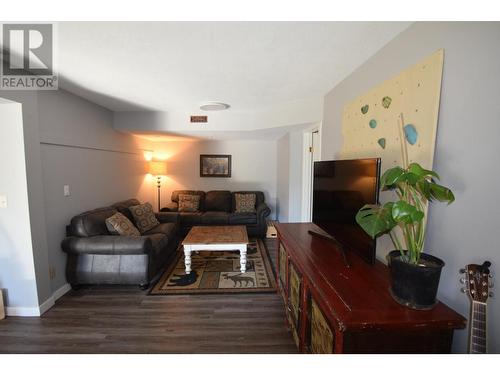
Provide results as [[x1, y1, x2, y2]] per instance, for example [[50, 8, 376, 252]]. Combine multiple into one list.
[[150, 239, 276, 295]]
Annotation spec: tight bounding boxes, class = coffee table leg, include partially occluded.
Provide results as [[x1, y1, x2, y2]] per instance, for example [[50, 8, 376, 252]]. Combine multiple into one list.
[[184, 246, 192, 274], [240, 246, 247, 273]]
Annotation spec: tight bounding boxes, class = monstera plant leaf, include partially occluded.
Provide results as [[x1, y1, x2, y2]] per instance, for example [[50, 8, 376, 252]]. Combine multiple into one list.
[[355, 203, 397, 239], [391, 200, 424, 224], [380, 166, 405, 189], [428, 182, 455, 203], [408, 162, 440, 180]]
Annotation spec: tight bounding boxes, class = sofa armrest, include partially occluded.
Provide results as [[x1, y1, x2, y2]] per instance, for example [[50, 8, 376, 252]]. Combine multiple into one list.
[[155, 211, 180, 224], [161, 202, 178, 212], [256, 202, 271, 220], [61, 235, 152, 256]]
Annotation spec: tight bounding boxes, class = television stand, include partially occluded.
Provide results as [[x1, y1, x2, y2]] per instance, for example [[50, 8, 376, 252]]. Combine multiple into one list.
[[275, 222, 466, 353], [308, 229, 350, 268]]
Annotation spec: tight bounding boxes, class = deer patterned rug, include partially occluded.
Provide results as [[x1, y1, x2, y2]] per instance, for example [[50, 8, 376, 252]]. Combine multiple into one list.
[[149, 239, 276, 295]]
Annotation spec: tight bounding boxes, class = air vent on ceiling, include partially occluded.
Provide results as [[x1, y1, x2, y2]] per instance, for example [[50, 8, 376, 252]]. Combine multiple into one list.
[[190, 115, 208, 123]]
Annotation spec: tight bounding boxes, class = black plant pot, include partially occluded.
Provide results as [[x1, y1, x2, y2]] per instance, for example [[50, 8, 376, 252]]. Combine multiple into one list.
[[387, 250, 445, 310]]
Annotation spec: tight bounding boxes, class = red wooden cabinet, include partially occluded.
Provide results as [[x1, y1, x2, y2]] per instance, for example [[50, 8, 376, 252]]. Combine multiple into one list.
[[275, 223, 466, 354]]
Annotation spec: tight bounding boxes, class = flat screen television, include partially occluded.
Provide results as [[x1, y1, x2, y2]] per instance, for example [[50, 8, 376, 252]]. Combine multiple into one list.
[[312, 158, 381, 264]]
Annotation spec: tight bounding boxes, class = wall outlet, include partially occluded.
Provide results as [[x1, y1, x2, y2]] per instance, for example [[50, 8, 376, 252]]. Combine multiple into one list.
[[49, 266, 56, 280], [63, 185, 70, 197], [0, 195, 7, 208]]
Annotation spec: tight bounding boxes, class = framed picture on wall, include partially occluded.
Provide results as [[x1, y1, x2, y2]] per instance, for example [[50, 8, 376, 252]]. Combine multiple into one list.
[[200, 154, 232, 177]]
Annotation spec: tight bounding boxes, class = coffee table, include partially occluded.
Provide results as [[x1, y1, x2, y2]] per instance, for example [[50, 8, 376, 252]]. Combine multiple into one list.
[[182, 225, 249, 274]]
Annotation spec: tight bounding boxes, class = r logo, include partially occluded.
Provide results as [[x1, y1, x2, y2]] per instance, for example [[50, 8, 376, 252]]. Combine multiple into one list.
[[2, 24, 53, 76]]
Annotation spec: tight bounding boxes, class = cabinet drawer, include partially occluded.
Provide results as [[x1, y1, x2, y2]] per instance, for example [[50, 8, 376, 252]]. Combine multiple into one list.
[[309, 297, 335, 354]]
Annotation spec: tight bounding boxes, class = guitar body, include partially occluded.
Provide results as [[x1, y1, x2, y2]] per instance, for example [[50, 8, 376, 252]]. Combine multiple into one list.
[[460, 261, 493, 354]]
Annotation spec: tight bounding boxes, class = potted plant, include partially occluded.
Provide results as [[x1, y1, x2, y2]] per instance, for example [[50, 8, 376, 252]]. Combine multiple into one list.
[[355, 124, 455, 310]]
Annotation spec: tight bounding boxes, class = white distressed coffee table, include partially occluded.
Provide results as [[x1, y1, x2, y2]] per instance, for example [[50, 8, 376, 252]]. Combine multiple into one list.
[[182, 225, 249, 274]]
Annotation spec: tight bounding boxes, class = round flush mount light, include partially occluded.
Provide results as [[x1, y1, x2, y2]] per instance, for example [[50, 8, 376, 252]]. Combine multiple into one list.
[[200, 102, 230, 111]]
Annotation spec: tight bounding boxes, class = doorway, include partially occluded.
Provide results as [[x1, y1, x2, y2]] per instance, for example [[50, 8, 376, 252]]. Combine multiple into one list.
[[301, 126, 320, 222]]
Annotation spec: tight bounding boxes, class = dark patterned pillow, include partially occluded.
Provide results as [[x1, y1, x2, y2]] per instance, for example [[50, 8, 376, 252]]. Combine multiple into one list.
[[234, 193, 256, 213], [105, 212, 140, 236], [129, 202, 160, 233], [178, 194, 201, 212]]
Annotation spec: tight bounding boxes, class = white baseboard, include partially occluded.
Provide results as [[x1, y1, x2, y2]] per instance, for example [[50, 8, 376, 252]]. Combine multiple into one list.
[[5, 283, 71, 317], [38, 297, 54, 315], [5, 306, 41, 317], [52, 283, 71, 301]]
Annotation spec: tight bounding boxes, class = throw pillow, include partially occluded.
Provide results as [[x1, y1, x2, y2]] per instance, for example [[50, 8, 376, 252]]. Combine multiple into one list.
[[234, 193, 256, 213], [178, 194, 200, 212], [129, 202, 160, 233], [105, 212, 140, 237]]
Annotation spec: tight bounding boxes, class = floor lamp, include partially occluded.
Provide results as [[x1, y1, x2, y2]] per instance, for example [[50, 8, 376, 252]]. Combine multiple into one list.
[[149, 161, 167, 212]]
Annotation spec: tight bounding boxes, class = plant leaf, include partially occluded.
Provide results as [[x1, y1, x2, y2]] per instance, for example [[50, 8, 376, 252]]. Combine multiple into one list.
[[391, 200, 425, 224], [401, 172, 419, 186], [380, 167, 404, 189], [355, 204, 397, 238], [408, 162, 440, 180], [429, 182, 455, 204], [416, 180, 432, 201]]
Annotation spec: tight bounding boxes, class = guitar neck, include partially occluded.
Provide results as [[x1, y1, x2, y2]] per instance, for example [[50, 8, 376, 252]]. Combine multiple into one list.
[[469, 301, 487, 354]]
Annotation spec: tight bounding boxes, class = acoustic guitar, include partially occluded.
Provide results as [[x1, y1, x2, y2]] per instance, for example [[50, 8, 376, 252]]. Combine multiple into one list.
[[460, 261, 494, 354]]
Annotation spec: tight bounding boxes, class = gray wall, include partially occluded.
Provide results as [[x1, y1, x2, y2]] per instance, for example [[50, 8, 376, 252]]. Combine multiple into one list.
[[37, 90, 154, 294], [276, 130, 307, 222], [287, 131, 305, 222], [0, 88, 154, 313], [276, 134, 290, 221], [321, 22, 500, 353]]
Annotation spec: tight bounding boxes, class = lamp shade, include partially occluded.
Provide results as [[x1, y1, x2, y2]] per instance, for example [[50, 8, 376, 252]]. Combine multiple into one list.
[[149, 161, 167, 176]]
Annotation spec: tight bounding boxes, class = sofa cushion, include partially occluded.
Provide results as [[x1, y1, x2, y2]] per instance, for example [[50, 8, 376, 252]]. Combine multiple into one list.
[[201, 211, 229, 225], [143, 222, 178, 240], [179, 212, 203, 225], [111, 199, 141, 223], [178, 194, 201, 212], [205, 190, 231, 212], [234, 193, 256, 213], [105, 212, 140, 237], [70, 207, 118, 237], [228, 212, 258, 225], [129, 202, 160, 233], [232, 191, 265, 212], [172, 190, 205, 210]]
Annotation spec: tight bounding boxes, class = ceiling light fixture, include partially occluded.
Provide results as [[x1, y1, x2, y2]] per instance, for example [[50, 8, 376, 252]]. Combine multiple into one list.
[[200, 102, 230, 111]]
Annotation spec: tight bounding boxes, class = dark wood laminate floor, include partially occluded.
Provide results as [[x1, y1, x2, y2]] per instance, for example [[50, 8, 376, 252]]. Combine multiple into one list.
[[0, 238, 297, 354]]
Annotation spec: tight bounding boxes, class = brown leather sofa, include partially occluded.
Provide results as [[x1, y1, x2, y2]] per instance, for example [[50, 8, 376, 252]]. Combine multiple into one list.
[[61, 199, 180, 289], [161, 190, 271, 238]]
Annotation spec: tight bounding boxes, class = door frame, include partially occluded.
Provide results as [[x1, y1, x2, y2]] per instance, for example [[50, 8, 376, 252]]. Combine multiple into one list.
[[301, 123, 321, 222]]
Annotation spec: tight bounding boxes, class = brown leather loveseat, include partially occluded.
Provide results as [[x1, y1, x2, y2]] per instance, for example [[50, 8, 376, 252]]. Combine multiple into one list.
[[61, 199, 180, 289], [161, 190, 271, 238]]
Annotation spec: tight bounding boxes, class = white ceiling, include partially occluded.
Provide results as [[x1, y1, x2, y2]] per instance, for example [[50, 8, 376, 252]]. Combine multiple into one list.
[[56, 22, 411, 139]]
